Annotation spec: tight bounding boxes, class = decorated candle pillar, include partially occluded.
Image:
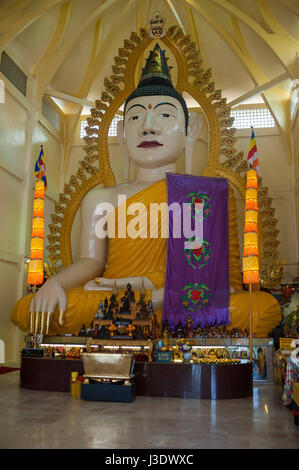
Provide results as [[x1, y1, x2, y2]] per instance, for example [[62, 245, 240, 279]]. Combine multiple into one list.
[[28, 145, 47, 334], [243, 169, 260, 285], [243, 167, 260, 362], [28, 179, 45, 286], [28, 179, 45, 334]]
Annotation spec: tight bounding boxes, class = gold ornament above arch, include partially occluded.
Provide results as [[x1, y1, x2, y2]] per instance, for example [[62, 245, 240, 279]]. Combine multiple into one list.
[[47, 26, 284, 289]]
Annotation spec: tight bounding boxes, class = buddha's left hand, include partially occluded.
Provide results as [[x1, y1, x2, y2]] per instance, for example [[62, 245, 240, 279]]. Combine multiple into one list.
[[94, 276, 155, 290], [94, 277, 164, 308]]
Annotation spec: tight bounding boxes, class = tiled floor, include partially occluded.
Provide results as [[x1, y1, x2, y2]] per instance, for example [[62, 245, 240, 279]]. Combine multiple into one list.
[[0, 371, 298, 449]]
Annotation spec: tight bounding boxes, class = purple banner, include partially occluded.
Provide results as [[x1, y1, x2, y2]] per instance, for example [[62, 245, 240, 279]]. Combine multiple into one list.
[[163, 173, 230, 329]]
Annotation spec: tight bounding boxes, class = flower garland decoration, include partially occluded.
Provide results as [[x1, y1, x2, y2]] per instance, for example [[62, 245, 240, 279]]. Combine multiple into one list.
[[184, 192, 211, 221], [181, 282, 210, 311], [184, 238, 211, 269]]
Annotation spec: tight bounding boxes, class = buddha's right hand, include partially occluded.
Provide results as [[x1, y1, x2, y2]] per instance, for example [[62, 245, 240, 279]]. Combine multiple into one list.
[[29, 279, 67, 334]]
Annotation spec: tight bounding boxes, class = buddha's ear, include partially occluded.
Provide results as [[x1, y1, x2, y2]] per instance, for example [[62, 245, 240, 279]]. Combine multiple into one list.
[[186, 112, 202, 141], [117, 119, 130, 180], [185, 112, 202, 174]]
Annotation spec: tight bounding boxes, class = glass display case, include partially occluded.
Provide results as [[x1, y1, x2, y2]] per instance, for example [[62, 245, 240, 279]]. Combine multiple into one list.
[[154, 337, 274, 383], [25, 335, 275, 383], [227, 344, 271, 382]]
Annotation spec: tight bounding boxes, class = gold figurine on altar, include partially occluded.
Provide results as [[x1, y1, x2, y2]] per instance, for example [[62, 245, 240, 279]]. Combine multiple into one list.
[[93, 283, 155, 340], [11, 28, 282, 339]]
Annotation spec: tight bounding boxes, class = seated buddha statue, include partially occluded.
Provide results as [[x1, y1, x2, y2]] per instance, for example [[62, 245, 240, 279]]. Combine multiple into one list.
[[11, 44, 281, 337]]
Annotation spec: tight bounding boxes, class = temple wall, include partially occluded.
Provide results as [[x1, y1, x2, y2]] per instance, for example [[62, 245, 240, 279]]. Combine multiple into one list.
[[292, 108, 299, 278], [0, 83, 28, 364], [0, 72, 63, 364]]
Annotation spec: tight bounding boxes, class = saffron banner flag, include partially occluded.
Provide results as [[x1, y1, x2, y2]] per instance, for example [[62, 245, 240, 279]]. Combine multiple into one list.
[[34, 145, 47, 190], [247, 126, 260, 176]]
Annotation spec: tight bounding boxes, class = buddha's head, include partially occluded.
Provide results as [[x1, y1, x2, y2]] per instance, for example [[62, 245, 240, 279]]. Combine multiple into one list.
[[118, 44, 202, 176]]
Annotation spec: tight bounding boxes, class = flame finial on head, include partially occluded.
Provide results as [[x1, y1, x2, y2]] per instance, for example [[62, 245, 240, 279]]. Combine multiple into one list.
[[124, 43, 189, 132], [140, 43, 170, 84]]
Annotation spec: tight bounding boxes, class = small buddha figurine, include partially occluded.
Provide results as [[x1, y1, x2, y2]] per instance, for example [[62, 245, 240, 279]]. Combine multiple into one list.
[[136, 283, 148, 320], [103, 297, 108, 316], [138, 302, 149, 320], [186, 314, 194, 338], [79, 324, 87, 337], [195, 327, 203, 338], [104, 296, 115, 320], [86, 320, 94, 337], [124, 283, 135, 303], [162, 317, 171, 337], [139, 280, 146, 300], [137, 292, 146, 310], [112, 281, 119, 299], [175, 320, 186, 338], [95, 300, 105, 320], [110, 293, 117, 306], [96, 325, 107, 339], [290, 311, 299, 336], [119, 296, 131, 315], [147, 300, 154, 316], [135, 325, 145, 340], [161, 329, 168, 341]]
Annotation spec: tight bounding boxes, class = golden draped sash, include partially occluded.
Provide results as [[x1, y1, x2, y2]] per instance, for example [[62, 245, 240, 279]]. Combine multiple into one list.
[[103, 179, 243, 291], [103, 179, 167, 289]]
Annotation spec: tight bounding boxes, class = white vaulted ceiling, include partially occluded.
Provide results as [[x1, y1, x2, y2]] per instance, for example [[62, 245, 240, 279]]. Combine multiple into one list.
[[1, 0, 298, 155]]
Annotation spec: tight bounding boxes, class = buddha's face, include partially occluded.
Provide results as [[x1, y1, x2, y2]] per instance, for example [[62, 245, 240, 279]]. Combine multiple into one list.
[[124, 94, 186, 169]]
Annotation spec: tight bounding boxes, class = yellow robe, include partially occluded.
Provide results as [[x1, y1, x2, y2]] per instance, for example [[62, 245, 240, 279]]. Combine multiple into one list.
[[11, 179, 281, 337]]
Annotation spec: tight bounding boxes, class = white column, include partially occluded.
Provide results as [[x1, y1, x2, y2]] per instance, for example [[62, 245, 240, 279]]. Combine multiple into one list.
[[15, 76, 38, 361]]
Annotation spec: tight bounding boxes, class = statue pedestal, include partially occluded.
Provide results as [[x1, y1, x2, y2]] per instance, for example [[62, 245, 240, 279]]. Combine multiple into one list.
[[20, 356, 253, 399], [134, 361, 253, 399]]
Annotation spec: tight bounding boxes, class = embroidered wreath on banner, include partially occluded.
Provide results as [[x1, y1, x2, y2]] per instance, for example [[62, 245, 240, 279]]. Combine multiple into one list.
[[181, 282, 210, 312], [184, 192, 211, 221], [184, 238, 211, 269]]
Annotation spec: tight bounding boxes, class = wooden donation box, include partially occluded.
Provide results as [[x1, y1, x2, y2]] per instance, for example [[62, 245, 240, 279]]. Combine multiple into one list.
[[81, 352, 136, 403]]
